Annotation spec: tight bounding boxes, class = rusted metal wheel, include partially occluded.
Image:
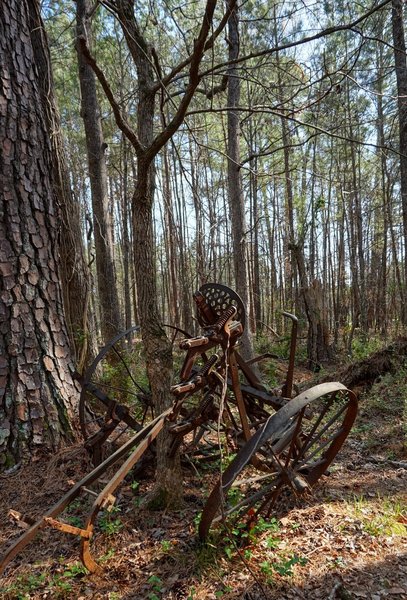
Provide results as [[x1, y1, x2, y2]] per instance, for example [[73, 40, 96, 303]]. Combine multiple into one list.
[[198, 382, 357, 539], [79, 324, 191, 464]]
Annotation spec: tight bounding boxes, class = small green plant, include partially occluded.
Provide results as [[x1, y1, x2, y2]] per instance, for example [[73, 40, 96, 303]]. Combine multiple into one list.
[[64, 496, 90, 528], [265, 535, 279, 549], [227, 486, 243, 507], [224, 544, 234, 559], [187, 587, 196, 600], [147, 575, 164, 600], [331, 556, 347, 569], [1, 572, 47, 599], [99, 505, 123, 535], [161, 539, 172, 553], [221, 515, 281, 559], [259, 560, 274, 584], [100, 516, 123, 535], [100, 548, 116, 563], [62, 562, 88, 578], [221, 452, 237, 469], [215, 586, 233, 597], [130, 480, 140, 492], [252, 516, 280, 536], [52, 576, 73, 595], [65, 514, 83, 527], [193, 510, 202, 533], [272, 554, 307, 576], [47, 561, 88, 596], [259, 554, 307, 581]]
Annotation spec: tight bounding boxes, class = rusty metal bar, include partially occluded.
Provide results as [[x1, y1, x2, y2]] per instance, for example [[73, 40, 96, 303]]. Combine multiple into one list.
[[0, 411, 170, 575], [80, 413, 169, 573]]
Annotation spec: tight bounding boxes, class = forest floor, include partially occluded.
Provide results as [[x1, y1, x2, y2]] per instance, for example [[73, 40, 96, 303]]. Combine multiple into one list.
[[0, 360, 406, 600]]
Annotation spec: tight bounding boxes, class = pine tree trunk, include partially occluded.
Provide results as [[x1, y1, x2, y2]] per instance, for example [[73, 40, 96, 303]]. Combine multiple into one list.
[[226, 0, 255, 358], [0, 0, 78, 469], [28, 0, 95, 370], [76, 0, 122, 343], [392, 0, 407, 324]]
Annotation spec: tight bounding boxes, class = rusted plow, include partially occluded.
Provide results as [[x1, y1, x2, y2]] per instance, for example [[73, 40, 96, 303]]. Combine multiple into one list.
[[0, 283, 357, 575]]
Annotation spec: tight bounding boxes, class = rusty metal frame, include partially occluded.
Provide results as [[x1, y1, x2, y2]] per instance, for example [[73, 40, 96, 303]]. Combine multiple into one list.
[[0, 411, 170, 575], [0, 284, 358, 576]]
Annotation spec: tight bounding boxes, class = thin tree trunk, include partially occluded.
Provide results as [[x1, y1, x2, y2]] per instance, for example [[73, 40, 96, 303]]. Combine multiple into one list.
[[162, 145, 180, 326], [121, 137, 133, 331], [391, 0, 407, 324], [76, 0, 122, 343], [226, 0, 255, 357], [291, 244, 333, 369]]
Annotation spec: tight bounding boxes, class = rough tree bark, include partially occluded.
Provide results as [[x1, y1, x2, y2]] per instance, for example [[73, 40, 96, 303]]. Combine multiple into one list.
[[226, 0, 256, 360], [28, 0, 95, 370], [392, 0, 407, 325], [0, 0, 78, 470], [76, 0, 122, 343]]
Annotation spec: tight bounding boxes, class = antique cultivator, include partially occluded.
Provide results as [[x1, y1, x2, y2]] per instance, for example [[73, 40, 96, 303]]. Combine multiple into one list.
[[0, 283, 357, 575]]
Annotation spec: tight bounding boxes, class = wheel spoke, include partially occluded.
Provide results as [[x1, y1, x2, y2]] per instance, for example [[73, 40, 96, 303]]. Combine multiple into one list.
[[110, 344, 149, 396], [298, 395, 334, 451], [295, 426, 344, 468], [297, 401, 348, 459], [88, 379, 144, 398], [83, 414, 105, 426], [213, 477, 281, 523], [200, 385, 357, 539]]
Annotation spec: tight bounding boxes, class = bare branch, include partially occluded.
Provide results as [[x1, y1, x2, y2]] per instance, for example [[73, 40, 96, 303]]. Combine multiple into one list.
[[145, 0, 224, 161], [185, 105, 404, 162], [153, 0, 237, 93], [196, 0, 393, 80]]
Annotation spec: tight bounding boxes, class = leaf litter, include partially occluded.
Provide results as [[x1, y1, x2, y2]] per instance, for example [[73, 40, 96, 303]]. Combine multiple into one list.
[[0, 373, 406, 599]]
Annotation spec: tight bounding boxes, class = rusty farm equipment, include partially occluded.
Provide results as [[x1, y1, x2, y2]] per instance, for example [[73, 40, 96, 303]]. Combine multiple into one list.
[[0, 283, 357, 575]]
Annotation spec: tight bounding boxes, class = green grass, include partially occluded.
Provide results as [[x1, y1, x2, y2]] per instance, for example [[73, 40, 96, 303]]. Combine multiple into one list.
[[350, 494, 407, 537], [351, 366, 407, 455]]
